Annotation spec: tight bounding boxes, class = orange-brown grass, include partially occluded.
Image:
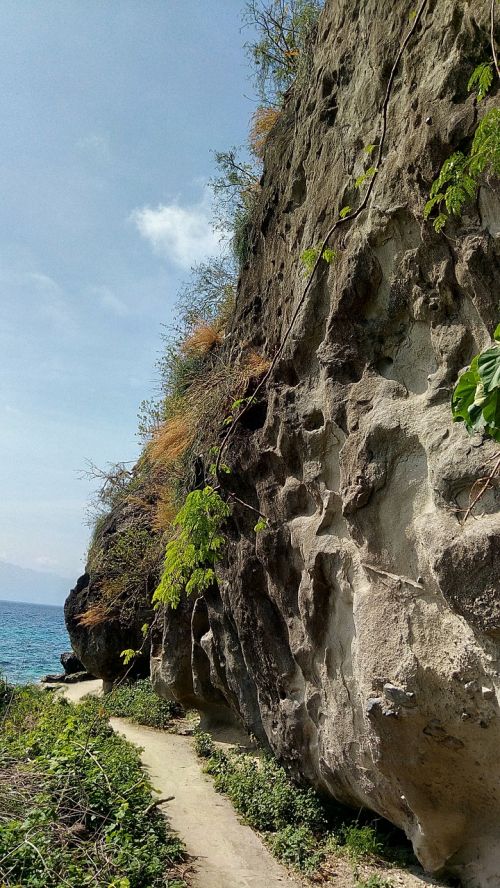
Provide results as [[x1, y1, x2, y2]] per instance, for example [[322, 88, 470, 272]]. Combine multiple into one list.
[[249, 107, 281, 158], [240, 348, 271, 381], [148, 410, 196, 468], [77, 602, 112, 629], [182, 322, 223, 357], [153, 487, 178, 532]]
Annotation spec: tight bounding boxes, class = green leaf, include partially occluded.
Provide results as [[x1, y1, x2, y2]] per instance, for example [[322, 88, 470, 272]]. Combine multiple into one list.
[[254, 518, 267, 532], [467, 62, 493, 101], [434, 213, 448, 233], [121, 649, 137, 666], [322, 247, 338, 264], [424, 193, 445, 218], [141, 623, 149, 637], [300, 245, 338, 274], [452, 366, 479, 425], [478, 344, 500, 392], [363, 144, 376, 155], [494, 323, 500, 342], [339, 205, 352, 219], [354, 166, 377, 189]]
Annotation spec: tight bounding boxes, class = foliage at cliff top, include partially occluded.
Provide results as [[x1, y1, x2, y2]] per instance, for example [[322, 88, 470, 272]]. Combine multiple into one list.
[[0, 683, 186, 887], [243, 0, 323, 105]]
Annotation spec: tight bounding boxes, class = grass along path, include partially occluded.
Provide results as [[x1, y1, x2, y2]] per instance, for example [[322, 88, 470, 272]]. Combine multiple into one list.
[[64, 680, 300, 888]]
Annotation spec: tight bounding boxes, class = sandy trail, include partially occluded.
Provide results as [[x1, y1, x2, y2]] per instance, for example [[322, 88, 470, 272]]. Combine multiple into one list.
[[61, 679, 301, 888]]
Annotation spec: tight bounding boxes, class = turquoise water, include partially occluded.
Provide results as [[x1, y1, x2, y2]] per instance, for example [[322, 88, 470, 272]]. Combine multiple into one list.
[[0, 600, 70, 684]]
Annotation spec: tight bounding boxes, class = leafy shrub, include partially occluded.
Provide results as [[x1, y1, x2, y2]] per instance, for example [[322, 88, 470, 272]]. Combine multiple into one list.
[[193, 729, 216, 758], [244, 0, 323, 104], [200, 749, 325, 833], [425, 108, 500, 231], [154, 486, 231, 608], [100, 679, 183, 728], [249, 106, 281, 158], [0, 685, 186, 887], [341, 824, 384, 860], [268, 824, 323, 870], [452, 323, 500, 442]]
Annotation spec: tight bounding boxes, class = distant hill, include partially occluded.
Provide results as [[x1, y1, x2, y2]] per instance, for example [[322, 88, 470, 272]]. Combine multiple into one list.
[[0, 561, 71, 606]]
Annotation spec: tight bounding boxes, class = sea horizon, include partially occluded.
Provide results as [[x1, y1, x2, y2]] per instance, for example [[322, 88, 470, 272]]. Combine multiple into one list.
[[0, 598, 71, 684]]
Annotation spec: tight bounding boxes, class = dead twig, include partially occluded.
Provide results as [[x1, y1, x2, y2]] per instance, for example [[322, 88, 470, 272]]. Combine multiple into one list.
[[362, 563, 424, 589], [459, 453, 500, 524], [144, 795, 175, 816]]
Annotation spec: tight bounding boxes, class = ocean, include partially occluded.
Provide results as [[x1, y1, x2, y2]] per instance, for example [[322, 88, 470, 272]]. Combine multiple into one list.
[[0, 599, 71, 684]]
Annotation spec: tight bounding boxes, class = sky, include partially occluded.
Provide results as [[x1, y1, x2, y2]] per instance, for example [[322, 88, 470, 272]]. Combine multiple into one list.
[[0, 0, 255, 581]]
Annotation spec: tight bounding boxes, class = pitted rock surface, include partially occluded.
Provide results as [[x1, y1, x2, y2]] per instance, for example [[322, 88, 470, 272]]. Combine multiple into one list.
[[152, 2, 500, 885]]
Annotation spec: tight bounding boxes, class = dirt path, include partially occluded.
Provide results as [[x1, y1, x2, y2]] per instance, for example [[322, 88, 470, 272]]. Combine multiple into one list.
[[61, 680, 301, 888]]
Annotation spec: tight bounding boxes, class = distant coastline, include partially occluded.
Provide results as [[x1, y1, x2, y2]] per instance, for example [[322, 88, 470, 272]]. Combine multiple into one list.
[[0, 559, 71, 607]]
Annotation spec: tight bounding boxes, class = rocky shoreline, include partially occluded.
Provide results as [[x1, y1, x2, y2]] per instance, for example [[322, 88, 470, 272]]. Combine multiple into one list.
[[41, 649, 95, 685]]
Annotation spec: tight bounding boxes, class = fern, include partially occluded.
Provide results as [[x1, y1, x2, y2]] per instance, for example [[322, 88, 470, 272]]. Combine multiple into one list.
[[154, 486, 230, 608], [468, 62, 493, 101], [425, 108, 500, 230]]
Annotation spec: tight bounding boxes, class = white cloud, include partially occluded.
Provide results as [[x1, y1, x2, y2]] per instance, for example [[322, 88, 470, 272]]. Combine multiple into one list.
[[87, 285, 129, 317], [132, 188, 221, 269]]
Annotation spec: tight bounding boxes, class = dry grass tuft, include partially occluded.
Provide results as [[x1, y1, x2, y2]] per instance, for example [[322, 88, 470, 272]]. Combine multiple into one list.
[[249, 106, 281, 158], [148, 410, 196, 468], [76, 602, 112, 629], [153, 488, 178, 532], [182, 322, 223, 357], [240, 348, 272, 381]]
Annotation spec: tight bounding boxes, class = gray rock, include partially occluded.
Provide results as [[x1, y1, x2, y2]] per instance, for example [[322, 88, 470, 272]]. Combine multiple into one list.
[[60, 651, 85, 675], [151, 2, 500, 884]]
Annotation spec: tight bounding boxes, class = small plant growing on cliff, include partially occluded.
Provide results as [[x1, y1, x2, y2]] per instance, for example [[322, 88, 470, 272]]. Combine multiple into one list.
[[468, 61, 494, 101], [154, 486, 231, 608], [425, 32, 500, 232], [451, 323, 500, 522], [452, 323, 500, 442], [300, 244, 338, 273]]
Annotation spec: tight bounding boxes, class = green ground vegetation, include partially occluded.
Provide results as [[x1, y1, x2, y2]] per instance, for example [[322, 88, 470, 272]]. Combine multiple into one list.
[[91, 679, 183, 729], [193, 730, 413, 875], [0, 683, 186, 888]]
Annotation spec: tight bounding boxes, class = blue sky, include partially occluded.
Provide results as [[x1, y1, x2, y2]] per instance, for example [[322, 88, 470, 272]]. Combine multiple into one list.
[[0, 1, 255, 579]]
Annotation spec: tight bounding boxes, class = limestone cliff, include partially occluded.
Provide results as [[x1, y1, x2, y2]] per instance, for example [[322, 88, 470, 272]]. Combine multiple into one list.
[[67, 1, 500, 884]]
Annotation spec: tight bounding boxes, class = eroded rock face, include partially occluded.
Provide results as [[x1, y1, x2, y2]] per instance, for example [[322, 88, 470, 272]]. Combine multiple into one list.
[[65, 572, 151, 686], [153, 1, 500, 884]]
